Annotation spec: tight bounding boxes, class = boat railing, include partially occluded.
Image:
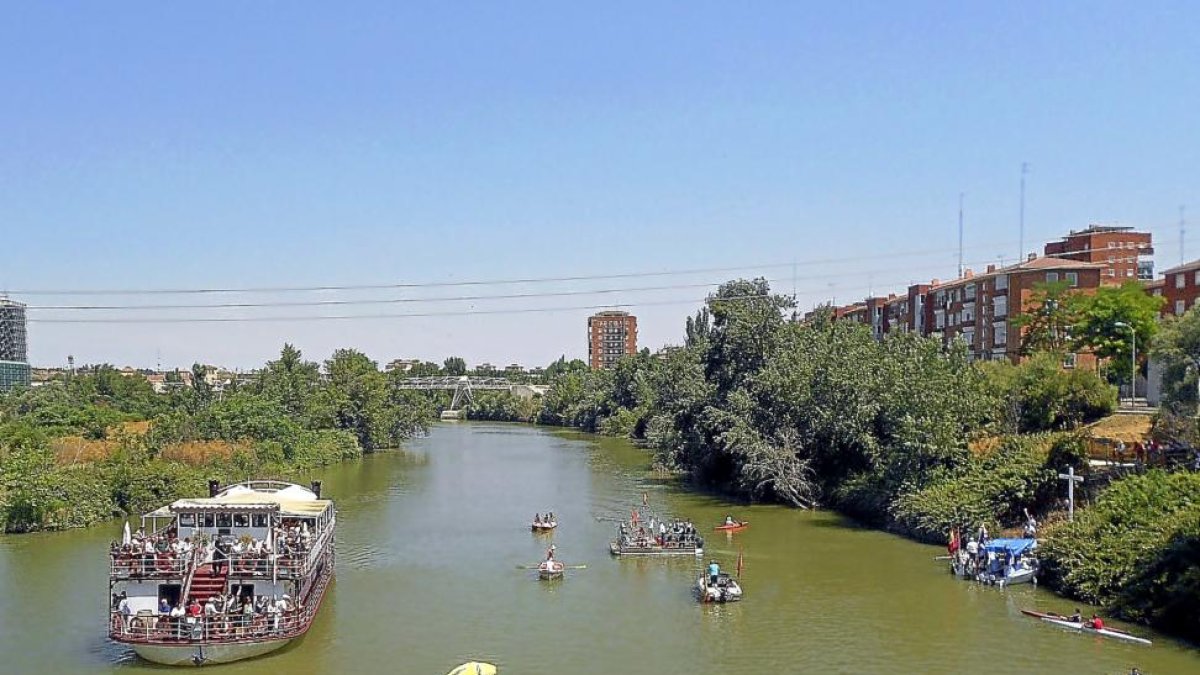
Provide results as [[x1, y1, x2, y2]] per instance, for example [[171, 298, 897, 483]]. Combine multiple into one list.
[[110, 553, 189, 579], [109, 554, 333, 646]]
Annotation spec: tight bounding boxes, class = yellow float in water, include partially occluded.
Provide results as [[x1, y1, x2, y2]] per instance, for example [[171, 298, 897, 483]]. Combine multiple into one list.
[[446, 662, 497, 675]]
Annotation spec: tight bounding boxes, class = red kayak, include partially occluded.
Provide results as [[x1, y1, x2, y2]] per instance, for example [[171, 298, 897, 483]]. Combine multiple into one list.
[[714, 521, 748, 532]]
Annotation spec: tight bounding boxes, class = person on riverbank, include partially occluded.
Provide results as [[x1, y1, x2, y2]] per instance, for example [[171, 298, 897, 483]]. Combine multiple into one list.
[[977, 523, 989, 545], [1023, 510, 1038, 539]]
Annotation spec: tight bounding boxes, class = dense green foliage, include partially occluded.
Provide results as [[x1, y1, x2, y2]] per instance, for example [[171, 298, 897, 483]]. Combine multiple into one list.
[[1038, 471, 1200, 640], [0, 345, 434, 532], [978, 353, 1116, 433], [891, 434, 1087, 542]]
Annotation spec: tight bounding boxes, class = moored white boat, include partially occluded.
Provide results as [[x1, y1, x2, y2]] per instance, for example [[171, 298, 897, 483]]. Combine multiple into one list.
[[108, 480, 336, 666], [531, 521, 557, 531]]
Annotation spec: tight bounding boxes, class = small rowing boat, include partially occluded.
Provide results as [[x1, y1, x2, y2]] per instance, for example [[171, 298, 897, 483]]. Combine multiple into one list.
[[531, 521, 557, 532], [714, 520, 748, 533], [537, 560, 565, 580], [1020, 610, 1153, 646]]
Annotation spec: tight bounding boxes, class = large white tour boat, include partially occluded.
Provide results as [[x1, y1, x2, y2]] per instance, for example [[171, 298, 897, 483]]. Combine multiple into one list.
[[108, 480, 335, 666]]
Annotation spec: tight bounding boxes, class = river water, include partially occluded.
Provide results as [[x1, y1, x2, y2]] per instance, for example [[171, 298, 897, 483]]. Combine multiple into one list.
[[1, 422, 1196, 674]]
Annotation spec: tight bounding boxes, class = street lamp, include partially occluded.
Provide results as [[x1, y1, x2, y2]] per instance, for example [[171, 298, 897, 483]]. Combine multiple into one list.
[[1115, 322, 1136, 406]]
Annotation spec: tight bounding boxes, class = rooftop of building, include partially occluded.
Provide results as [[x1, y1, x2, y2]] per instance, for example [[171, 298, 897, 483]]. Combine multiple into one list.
[[591, 310, 632, 318], [1160, 258, 1200, 276], [1058, 224, 1143, 237]]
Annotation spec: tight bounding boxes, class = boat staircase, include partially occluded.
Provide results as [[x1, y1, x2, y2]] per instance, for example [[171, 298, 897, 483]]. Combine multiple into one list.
[[181, 548, 227, 604], [186, 564, 228, 603]]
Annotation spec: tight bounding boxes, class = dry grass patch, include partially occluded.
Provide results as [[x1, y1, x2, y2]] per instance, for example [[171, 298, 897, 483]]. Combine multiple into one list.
[[159, 440, 244, 466]]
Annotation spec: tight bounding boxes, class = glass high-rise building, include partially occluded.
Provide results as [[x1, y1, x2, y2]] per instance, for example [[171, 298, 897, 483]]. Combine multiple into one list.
[[0, 298, 30, 392]]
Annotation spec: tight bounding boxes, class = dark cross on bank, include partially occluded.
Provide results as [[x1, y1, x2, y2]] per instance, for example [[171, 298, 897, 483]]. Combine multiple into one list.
[[1058, 466, 1084, 521]]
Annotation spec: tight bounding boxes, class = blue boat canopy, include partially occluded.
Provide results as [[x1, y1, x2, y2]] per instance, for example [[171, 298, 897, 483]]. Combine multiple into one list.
[[983, 538, 1037, 556]]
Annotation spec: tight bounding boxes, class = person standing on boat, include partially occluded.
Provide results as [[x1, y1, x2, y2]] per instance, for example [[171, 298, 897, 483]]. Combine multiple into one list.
[[708, 560, 720, 586], [546, 544, 556, 561]]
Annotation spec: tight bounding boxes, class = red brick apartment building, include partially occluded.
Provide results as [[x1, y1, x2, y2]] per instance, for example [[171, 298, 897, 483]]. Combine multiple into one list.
[[588, 310, 638, 370], [1156, 260, 1200, 317], [813, 255, 1105, 365], [807, 226, 1155, 365], [1044, 224, 1154, 282]]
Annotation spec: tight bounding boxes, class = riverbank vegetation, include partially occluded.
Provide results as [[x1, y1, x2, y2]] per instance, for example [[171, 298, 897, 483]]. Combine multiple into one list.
[[0, 345, 434, 533], [481, 278, 1195, 638]]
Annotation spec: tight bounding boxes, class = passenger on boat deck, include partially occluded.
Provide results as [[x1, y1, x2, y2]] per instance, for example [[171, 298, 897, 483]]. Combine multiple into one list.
[[546, 544, 556, 561], [204, 598, 216, 616], [533, 514, 541, 525], [708, 560, 720, 586], [548, 512, 555, 523], [116, 592, 131, 626]]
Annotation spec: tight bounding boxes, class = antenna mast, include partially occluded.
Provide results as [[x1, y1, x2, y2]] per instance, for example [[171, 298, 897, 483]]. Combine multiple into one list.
[[1018, 162, 1028, 261], [958, 192, 965, 277], [1182, 205, 1187, 265]]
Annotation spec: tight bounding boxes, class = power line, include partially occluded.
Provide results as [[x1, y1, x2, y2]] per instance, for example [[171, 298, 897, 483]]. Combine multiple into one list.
[[25, 293, 797, 324]]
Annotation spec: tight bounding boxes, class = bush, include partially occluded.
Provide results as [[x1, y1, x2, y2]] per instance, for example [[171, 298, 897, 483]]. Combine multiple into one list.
[[890, 433, 1087, 542], [1038, 470, 1200, 639], [980, 354, 1116, 432]]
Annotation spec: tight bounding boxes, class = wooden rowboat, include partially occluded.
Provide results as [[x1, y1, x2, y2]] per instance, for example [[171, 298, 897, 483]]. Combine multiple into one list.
[[537, 561, 565, 580], [714, 521, 748, 533], [1020, 610, 1152, 645]]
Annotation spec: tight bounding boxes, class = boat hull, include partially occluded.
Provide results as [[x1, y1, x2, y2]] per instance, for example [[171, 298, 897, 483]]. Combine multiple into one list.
[[609, 542, 702, 556], [696, 577, 743, 603], [531, 522, 557, 532], [131, 637, 292, 666], [714, 522, 748, 533]]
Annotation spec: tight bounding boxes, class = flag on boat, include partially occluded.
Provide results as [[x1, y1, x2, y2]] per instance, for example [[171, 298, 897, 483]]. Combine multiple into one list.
[[736, 548, 744, 578], [122, 520, 131, 546]]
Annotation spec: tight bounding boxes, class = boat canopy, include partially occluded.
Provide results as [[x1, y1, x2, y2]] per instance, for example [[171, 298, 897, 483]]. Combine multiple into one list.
[[145, 489, 332, 518], [983, 538, 1037, 556]]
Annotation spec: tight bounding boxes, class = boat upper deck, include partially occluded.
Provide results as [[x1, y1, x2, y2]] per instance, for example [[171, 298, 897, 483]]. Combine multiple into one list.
[[110, 481, 335, 581]]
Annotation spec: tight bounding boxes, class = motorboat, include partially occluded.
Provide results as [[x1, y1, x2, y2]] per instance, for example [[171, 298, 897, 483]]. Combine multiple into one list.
[[978, 538, 1038, 587], [697, 573, 743, 603], [531, 520, 557, 532]]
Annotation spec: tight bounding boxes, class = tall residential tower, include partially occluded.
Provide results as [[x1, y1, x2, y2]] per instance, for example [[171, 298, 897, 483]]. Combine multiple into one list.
[[587, 310, 637, 370]]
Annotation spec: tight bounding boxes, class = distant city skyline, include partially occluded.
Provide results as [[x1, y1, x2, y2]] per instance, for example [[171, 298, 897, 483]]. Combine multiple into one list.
[[3, 2, 1195, 368]]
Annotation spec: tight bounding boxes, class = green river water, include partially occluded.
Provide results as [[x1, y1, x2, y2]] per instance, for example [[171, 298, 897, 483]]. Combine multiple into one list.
[[1, 422, 1196, 674]]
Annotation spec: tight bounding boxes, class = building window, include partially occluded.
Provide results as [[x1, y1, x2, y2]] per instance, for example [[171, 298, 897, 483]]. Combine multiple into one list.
[[994, 321, 1007, 346], [1063, 353, 1077, 369], [1046, 272, 1058, 283], [994, 274, 1008, 291], [1065, 272, 1078, 287], [1107, 242, 1117, 248], [993, 295, 1007, 317], [1194, 270, 1200, 285], [1176, 300, 1186, 315], [1177, 273, 1186, 289]]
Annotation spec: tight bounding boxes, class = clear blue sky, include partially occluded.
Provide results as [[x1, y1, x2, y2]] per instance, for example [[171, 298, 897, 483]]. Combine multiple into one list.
[[2, 2, 1196, 369]]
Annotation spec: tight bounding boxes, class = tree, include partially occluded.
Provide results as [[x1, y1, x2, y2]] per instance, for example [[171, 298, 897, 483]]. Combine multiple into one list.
[[1071, 281, 1164, 385], [1151, 306, 1200, 414], [256, 344, 320, 422], [442, 356, 467, 376], [1012, 281, 1078, 355]]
